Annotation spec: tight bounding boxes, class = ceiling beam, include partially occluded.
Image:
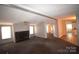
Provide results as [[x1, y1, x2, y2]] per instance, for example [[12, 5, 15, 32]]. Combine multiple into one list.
[[4, 4, 57, 20]]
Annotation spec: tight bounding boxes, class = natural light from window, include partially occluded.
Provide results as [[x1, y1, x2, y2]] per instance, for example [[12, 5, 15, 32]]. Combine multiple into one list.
[[66, 23, 72, 32], [1, 26, 12, 39], [30, 26, 34, 34]]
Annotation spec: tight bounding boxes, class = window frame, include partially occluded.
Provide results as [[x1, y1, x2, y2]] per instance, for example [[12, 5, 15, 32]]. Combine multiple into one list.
[[66, 23, 73, 33], [29, 25, 35, 35], [0, 25, 12, 40]]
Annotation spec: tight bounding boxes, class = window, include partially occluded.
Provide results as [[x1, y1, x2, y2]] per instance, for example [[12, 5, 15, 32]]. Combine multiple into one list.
[[30, 26, 34, 34], [1, 26, 12, 39], [66, 23, 72, 33]]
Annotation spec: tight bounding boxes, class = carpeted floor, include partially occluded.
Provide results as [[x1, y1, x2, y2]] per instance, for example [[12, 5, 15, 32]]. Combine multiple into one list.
[[0, 36, 79, 54]]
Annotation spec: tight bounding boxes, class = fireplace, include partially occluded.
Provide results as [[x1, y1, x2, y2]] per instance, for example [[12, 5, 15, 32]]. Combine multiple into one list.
[[15, 31, 29, 42]]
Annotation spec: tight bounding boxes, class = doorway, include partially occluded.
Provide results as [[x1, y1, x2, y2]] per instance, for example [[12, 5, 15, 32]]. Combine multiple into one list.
[[46, 24, 55, 39], [66, 23, 73, 40], [66, 22, 77, 45]]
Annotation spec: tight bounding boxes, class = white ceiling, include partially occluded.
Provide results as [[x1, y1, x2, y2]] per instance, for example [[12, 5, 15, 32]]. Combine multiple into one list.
[[0, 4, 78, 24], [23, 4, 77, 17]]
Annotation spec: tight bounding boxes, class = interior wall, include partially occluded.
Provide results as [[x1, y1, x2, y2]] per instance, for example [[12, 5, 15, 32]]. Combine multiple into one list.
[[14, 22, 29, 32], [53, 20, 58, 37], [62, 20, 66, 36], [76, 15, 79, 46], [52, 22, 58, 37], [35, 22, 47, 38], [57, 19, 66, 38], [72, 22, 77, 35]]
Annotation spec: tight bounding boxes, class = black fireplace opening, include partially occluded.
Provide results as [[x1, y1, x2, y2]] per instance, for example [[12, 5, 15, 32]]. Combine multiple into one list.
[[15, 31, 29, 42]]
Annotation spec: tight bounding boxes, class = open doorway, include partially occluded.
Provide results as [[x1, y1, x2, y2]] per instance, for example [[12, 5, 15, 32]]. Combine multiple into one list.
[[66, 23, 73, 39], [57, 16, 77, 45], [46, 24, 55, 39], [66, 21, 77, 45]]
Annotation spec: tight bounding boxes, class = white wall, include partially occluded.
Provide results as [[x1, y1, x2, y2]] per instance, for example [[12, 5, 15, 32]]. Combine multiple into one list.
[[35, 19, 58, 38], [14, 22, 29, 32], [35, 22, 47, 38], [52, 20, 58, 37]]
